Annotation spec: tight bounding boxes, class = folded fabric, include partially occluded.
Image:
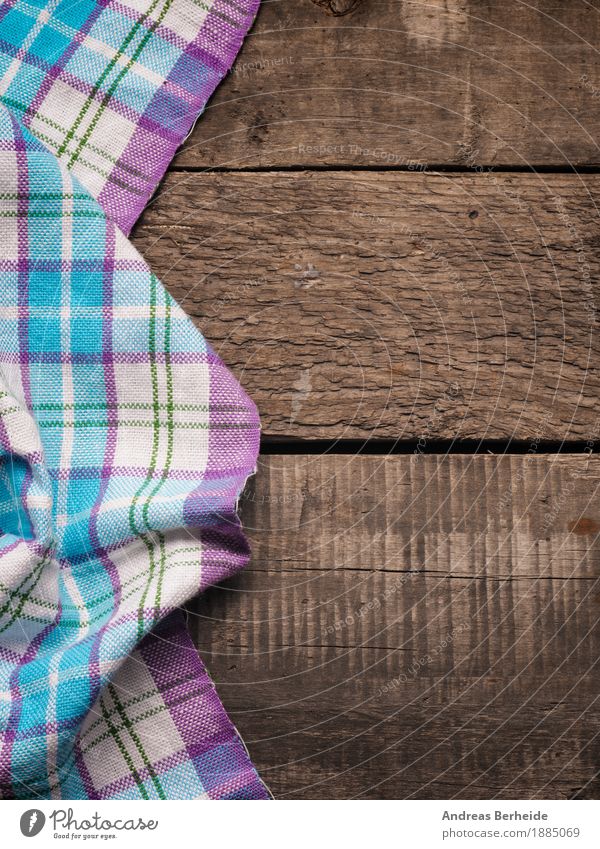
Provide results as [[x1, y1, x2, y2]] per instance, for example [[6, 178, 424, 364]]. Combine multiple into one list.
[[0, 0, 268, 799]]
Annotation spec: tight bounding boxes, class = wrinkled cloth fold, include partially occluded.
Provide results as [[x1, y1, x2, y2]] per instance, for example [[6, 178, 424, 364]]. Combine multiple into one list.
[[0, 0, 267, 799]]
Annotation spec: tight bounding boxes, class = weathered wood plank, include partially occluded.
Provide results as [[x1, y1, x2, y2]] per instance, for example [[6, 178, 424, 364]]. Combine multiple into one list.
[[237, 454, 600, 577], [190, 454, 600, 798], [195, 652, 600, 799], [176, 0, 600, 169], [134, 172, 600, 439], [195, 569, 598, 671]]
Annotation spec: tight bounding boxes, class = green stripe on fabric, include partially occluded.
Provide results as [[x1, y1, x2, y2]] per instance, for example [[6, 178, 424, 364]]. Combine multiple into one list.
[[143, 290, 175, 620], [130, 274, 161, 640], [37, 419, 212, 429], [81, 702, 168, 755], [0, 554, 48, 635], [2, 545, 203, 616], [0, 193, 90, 200], [60, 0, 174, 167], [0, 211, 105, 218], [107, 683, 166, 799], [32, 402, 213, 411], [79, 670, 199, 747], [99, 695, 150, 799], [0, 99, 148, 188], [46, 674, 202, 795], [2, 101, 134, 187]]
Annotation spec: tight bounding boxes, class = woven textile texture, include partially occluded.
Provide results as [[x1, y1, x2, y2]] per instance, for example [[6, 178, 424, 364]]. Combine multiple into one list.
[[0, 0, 268, 799], [0, 0, 260, 233]]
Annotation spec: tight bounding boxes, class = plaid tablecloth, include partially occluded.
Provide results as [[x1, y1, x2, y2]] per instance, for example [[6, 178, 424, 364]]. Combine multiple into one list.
[[0, 0, 268, 799]]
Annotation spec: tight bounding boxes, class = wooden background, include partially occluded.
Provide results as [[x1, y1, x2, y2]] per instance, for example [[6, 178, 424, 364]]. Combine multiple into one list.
[[131, 0, 600, 798]]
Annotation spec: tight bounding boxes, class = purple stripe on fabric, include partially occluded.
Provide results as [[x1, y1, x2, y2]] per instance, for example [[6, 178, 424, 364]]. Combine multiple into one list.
[[0, 642, 25, 665], [0, 259, 148, 272], [139, 613, 269, 799], [23, 3, 107, 123], [84, 222, 125, 714], [7, 351, 214, 364], [60, 616, 268, 800], [0, 603, 63, 796], [89, 743, 196, 799], [0, 0, 16, 24], [48, 462, 253, 482], [13, 114, 31, 409], [73, 745, 97, 800], [102, 0, 261, 233], [0, 537, 24, 558], [9, 109, 38, 587], [3, 714, 83, 742]]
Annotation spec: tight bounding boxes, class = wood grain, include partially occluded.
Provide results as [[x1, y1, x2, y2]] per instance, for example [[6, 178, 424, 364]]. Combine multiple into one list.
[[190, 454, 600, 798], [154, 0, 600, 799], [133, 171, 600, 440], [195, 653, 600, 799], [175, 0, 600, 170], [234, 453, 600, 578]]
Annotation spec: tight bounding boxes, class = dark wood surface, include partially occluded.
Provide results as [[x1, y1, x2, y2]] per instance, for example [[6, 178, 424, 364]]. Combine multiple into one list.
[[131, 0, 600, 798], [135, 171, 600, 440], [173, 0, 600, 170], [189, 454, 600, 798]]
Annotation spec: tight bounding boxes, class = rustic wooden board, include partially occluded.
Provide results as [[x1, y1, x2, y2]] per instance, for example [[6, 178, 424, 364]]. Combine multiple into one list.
[[190, 454, 600, 798], [195, 654, 600, 799], [155, 0, 600, 800], [236, 453, 600, 577], [175, 0, 600, 170], [196, 580, 600, 799], [133, 171, 600, 440]]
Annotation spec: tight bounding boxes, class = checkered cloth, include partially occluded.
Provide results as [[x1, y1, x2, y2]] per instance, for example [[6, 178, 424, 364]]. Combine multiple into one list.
[[0, 0, 268, 799], [0, 0, 260, 234]]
